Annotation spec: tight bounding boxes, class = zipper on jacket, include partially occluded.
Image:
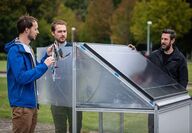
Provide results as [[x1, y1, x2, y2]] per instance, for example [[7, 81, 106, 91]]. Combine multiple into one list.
[[20, 87, 24, 96], [29, 53, 38, 109]]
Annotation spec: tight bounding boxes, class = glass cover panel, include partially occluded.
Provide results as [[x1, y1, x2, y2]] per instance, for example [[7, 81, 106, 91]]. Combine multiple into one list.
[[84, 43, 186, 100], [76, 46, 153, 109], [37, 46, 72, 107]]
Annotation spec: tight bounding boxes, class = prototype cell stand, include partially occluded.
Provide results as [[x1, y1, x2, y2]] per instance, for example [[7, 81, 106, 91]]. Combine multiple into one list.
[[37, 43, 192, 133]]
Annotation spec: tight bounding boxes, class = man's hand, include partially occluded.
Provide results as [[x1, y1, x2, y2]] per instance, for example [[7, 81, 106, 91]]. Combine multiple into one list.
[[44, 56, 55, 66], [46, 45, 54, 56], [128, 44, 136, 50]]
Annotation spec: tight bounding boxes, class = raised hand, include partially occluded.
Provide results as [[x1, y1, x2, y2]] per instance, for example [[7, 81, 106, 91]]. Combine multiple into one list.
[[128, 44, 136, 50], [46, 45, 54, 56], [44, 56, 55, 66]]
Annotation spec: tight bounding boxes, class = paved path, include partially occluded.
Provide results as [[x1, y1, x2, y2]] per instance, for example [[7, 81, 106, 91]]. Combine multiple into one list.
[[0, 71, 6, 77], [0, 118, 55, 133]]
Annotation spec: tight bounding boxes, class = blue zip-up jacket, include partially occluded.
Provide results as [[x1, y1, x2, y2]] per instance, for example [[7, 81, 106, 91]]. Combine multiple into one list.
[[4, 38, 48, 108]]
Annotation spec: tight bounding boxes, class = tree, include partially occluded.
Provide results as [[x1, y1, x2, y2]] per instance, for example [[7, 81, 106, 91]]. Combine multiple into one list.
[[130, 0, 192, 45], [0, 0, 62, 52], [63, 0, 88, 21], [62, 0, 121, 21], [28, 0, 60, 23], [113, 0, 122, 8], [83, 0, 114, 43], [111, 0, 137, 44], [0, 0, 32, 52]]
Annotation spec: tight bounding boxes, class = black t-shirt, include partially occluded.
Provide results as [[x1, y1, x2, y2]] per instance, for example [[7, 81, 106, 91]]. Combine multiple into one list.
[[162, 51, 173, 65]]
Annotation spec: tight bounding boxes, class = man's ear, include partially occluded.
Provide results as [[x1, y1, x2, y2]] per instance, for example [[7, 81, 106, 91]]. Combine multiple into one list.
[[51, 31, 55, 36], [25, 28, 29, 34], [171, 38, 175, 44]]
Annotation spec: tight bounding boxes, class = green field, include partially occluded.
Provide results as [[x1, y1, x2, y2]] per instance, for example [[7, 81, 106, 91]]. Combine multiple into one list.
[[188, 62, 192, 82], [0, 77, 10, 118], [0, 60, 6, 71]]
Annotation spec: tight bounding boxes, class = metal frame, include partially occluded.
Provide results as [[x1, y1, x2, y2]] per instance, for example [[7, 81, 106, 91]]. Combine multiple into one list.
[[157, 100, 192, 133], [72, 42, 77, 133]]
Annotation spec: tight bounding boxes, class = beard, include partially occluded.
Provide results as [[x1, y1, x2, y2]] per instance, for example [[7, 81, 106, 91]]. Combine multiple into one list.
[[56, 37, 66, 44], [161, 42, 171, 52], [28, 34, 36, 41]]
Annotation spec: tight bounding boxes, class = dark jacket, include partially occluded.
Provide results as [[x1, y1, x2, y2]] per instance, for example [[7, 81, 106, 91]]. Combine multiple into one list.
[[148, 47, 188, 88], [4, 38, 48, 108]]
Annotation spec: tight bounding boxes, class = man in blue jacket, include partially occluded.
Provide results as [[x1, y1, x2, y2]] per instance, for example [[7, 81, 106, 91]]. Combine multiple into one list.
[[4, 15, 55, 133]]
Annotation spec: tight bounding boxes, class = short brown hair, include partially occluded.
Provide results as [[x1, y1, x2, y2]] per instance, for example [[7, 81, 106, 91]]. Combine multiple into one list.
[[162, 29, 176, 40], [51, 20, 67, 32], [17, 15, 38, 34]]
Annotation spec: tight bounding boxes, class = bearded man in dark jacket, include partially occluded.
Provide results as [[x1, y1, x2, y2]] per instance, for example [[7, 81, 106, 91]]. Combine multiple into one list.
[[148, 28, 188, 133]]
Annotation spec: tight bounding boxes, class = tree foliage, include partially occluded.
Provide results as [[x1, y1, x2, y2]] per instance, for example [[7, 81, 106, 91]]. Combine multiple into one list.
[[113, 0, 122, 8], [0, 0, 60, 51], [0, 0, 192, 54], [111, 0, 137, 44], [29, 0, 60, 23], [130, 0, 192, 45], [83, 0, 114, 43], [0, 0, 31, 51], [0, 0, 83, 51], [63, 0, 88, 21], [62, 0, 121, 21]]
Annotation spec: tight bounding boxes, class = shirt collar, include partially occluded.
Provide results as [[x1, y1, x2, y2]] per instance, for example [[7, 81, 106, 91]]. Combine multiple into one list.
[[54, 41, 67, 48]]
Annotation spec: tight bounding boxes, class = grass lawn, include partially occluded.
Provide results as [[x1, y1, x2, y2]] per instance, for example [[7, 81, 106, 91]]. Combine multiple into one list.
[[188, 61, 192, 83], [0, 60, 6, 72], [0, 77, 10, 118]]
